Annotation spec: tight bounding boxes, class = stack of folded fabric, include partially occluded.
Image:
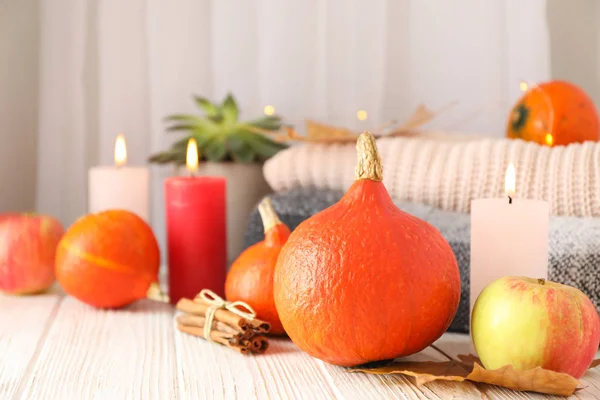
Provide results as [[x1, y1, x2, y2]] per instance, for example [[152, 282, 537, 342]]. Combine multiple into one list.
[[262, 135, 600, 217], [243, 135, 600, 333]]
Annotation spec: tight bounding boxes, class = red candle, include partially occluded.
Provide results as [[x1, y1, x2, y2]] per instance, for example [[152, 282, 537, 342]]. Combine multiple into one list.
[[165, 139, 227, 304]]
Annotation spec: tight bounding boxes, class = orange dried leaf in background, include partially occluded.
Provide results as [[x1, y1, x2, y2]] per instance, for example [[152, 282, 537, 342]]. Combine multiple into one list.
[[281, 102, 458, 144], [393, 104, 436, 131], [306, 120, 357, 141], [590, 358, 600, 368]]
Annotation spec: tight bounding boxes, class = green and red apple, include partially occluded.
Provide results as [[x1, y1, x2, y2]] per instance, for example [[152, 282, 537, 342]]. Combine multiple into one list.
[[472, 276, 600, 378], [0, 213, 64, 294]]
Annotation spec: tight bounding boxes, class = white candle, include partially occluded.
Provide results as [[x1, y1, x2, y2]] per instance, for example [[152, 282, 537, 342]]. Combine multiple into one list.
[[470, 163, 549, 319], [88, 134, 150, 221]]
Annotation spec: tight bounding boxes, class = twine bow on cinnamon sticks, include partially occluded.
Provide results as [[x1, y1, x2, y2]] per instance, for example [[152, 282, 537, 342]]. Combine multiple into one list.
[[176, 289, 271, 355], [197, 289, 256, 343]]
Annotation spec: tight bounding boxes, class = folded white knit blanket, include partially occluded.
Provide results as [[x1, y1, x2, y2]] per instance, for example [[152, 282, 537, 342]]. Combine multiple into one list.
[[263, 136, 600, 217]]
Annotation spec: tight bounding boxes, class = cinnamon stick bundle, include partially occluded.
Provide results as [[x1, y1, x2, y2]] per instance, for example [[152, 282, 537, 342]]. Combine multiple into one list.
[[176, 296, 270, 355], [176, 314, 240, 335], [177, 298, 251, 331], [193, 295, 272, 332], [177, 324, 250, 355]]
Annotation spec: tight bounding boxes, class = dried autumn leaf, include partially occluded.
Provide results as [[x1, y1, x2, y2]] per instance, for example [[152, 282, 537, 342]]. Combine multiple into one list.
[[387, 101, 458, 133], [466, 362, 578, 397], [393, 104, 436, 131], [280, 102, 457, 144], [590, 358, 600, 369], [352, 361, 469, 386], [456, 354, 480, 368], [351, 358, 583, 397], [306, 120, 357, 142]]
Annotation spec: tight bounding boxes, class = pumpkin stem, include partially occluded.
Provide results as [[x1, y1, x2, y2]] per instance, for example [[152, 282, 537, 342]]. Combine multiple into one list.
[[146, 282, 170, 303], [258, 197, 283, 233], [355, 132, 383, 182]]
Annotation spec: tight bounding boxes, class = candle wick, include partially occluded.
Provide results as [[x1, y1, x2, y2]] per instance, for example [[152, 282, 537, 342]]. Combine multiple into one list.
[[508, 196, 513, 204]]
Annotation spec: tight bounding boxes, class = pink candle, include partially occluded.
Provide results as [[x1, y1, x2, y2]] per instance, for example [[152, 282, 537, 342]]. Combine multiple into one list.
[[165, 139, 227, 304]]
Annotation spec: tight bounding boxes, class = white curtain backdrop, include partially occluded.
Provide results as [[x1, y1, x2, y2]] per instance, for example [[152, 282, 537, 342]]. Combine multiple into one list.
[[35, 0, 551, 256]]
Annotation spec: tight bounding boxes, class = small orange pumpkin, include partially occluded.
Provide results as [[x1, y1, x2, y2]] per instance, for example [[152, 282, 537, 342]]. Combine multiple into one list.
[[56, 210, 162, 308], [507, 80, 599, 146], [274, 132, 461, 366], [225, 197, 290, 335]]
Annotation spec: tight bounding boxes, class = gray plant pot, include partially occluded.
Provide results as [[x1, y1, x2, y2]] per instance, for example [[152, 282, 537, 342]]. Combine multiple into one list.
[[177, 162, 272, 267]]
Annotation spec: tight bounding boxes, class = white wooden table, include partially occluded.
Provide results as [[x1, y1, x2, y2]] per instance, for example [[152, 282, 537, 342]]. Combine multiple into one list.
[[2, 289, 600, 400]]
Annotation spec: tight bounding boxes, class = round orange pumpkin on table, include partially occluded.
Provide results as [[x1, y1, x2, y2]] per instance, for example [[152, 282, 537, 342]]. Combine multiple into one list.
[[507, 80, 599, 146], [273, 132, 461, 367], [56, 210, 162, 308]]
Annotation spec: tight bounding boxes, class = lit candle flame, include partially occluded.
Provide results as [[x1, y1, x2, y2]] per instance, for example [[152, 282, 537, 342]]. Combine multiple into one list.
[[186, 138, 199, 174], [114, 134, 127, 167], [545, 133, 554, 146], [264, 105, 275, 116], [520, 81, 528, 92], [505, 162, 516, 200], [356, 110, 368, 121]]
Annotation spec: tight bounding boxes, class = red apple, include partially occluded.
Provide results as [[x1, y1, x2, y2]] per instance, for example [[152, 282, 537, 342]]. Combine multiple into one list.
[[472, 276, 600, 378], [0, 213, 64, 294]]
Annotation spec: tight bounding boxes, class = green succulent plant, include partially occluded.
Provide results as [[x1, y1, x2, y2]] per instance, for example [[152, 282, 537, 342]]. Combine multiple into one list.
[[148, 93, 288, 165]]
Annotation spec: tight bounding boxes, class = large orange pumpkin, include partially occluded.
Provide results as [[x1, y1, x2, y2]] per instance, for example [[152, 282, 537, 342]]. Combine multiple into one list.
[[56, 210, 161, 308], [507, 80, 599, 146], [273, 132, 461, 366], [225, 197, 290, 335]]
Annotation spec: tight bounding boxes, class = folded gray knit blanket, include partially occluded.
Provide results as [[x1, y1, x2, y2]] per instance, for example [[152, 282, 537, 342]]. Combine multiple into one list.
[[243, 188, 600, 334]]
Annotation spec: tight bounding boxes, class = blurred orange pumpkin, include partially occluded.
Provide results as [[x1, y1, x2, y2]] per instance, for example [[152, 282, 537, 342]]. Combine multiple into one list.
[[507, 80, 599, 146], [225, 198, 290, 335]]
